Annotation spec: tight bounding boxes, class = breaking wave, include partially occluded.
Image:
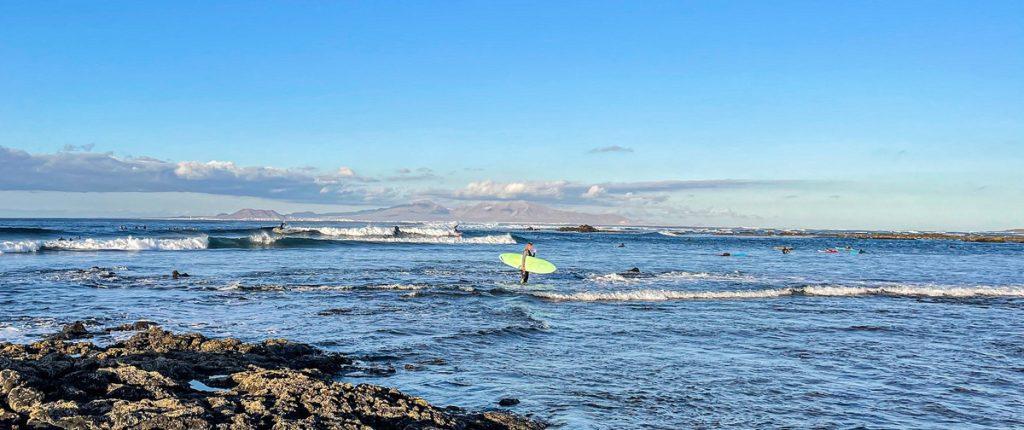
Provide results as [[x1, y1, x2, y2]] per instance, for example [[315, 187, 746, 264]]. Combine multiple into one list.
[[588, 270, 761, 284], [280, 224, 512, 243], [3, 230, 514, 254], [314, 225, 459, 238], [41, 236, 209, 251], [2, 237, 208, 253], [346, 234, 516, 244], [532, 285, 1024, 302], [218, 283, 430, 293], [1, 240, 42, 254]]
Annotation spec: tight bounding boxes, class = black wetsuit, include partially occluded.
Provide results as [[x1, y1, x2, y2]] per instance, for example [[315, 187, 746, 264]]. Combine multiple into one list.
[[521, 249, 536, 284]]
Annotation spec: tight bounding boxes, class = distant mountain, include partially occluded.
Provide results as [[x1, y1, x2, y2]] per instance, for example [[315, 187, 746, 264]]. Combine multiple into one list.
[[212, 209, 284, 220], [321, 201, 453, 221], [451, 201, 628, 224], [202, 201, 628, 224]]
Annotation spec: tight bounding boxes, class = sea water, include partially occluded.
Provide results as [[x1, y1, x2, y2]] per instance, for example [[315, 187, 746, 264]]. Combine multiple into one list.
[[2, 219, 1023, 428]]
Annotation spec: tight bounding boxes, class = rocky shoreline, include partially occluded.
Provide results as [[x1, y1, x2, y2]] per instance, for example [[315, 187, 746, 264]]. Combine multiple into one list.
[[0, 322, 543, 429]]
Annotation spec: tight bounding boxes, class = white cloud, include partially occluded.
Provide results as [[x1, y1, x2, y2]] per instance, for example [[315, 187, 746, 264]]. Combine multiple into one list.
[[582, 185, 606, 198], [0, 145, 814, 219], [454, 180, 571, 199], [432, 179, 806, 205], [0, 146, 396, 205]]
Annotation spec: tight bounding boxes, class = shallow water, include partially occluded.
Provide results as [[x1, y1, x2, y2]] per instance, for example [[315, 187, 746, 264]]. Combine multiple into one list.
[[2, 219, 1023, 428]]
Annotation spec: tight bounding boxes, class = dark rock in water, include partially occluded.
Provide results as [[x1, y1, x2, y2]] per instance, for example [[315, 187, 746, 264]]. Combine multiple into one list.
[[0, 322, 544, 429], [617, 267, 642, 278], [104, 321, 160, 333], [45, 321, 92, 341], [498, 398, 521, 407], [317, 307, 353, 316], [557, 224, 599, 233]]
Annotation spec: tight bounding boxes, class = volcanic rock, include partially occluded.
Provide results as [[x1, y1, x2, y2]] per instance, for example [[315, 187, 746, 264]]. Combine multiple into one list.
[[0, 322, 544, 429]]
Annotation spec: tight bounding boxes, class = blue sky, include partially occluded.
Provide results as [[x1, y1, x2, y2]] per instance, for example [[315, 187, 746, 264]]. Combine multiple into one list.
[[1, 1, 1022, 229]]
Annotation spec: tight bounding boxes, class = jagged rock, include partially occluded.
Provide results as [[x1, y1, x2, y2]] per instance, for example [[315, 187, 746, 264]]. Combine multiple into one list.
[[0, 322, 545, 429], [498, 398, 520, 407], [0, 406, 18, 425], [104, 321, 160, 333], [7, 386, 44, 413], [45, 320, 92, 341], [556, 224, 599, 233], [0, 369, 24, 396]]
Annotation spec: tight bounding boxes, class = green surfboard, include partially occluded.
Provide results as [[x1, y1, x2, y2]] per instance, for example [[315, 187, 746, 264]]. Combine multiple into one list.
[[500, 253, 556, 274]]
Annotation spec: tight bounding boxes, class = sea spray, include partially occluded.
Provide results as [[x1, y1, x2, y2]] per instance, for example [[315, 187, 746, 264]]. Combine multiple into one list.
[[41, 236, 209, 251]]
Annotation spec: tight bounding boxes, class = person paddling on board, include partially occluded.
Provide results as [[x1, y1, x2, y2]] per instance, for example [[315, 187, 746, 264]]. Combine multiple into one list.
[[520, 242, 536, 284]]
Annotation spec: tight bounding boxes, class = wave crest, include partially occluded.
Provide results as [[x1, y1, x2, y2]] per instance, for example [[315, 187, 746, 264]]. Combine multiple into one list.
[[41, 236, 209, 251], [533, 285, 1024, 302], [1, 240, 42, 254], [588, 270, 760, 284]]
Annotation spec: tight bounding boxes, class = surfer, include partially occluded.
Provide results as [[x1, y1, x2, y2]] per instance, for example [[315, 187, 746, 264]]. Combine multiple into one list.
[[393, 226, 402, 236], [520, 242, 536, 284]]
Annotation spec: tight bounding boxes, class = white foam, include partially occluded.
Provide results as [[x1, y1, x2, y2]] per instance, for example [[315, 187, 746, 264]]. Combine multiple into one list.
[[363, 284, 425, 290], [534, 288, 793, 302], [399, 226, 461, 237], [289, 224, 511, 244], [314, 225, 463, 238], [1, 240, 41, 254], [248, 232, 277, 246], [329, 233, 516, 245], [533, 285, 1024, 302], [803, 285, 1024, 298], [41, 236, 208, 251], [313, 226, 395, 237], [588, 271, 759, 284]]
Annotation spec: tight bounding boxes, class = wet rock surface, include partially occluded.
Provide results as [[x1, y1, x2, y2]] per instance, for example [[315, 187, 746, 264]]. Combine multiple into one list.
[[497, 398, 520, 407], [555, 224, 599, 233], [0, 322, 544, 429]]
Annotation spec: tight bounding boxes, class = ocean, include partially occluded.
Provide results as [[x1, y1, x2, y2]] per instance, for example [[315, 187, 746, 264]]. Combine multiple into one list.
[[2, 218, 1023, 428]]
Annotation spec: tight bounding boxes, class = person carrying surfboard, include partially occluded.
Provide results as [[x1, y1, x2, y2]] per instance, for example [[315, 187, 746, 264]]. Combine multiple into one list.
[[520, 242, 536, 284]]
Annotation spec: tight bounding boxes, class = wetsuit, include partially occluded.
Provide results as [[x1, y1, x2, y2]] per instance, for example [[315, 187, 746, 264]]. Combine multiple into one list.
[[521, 248, 536, 284]]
